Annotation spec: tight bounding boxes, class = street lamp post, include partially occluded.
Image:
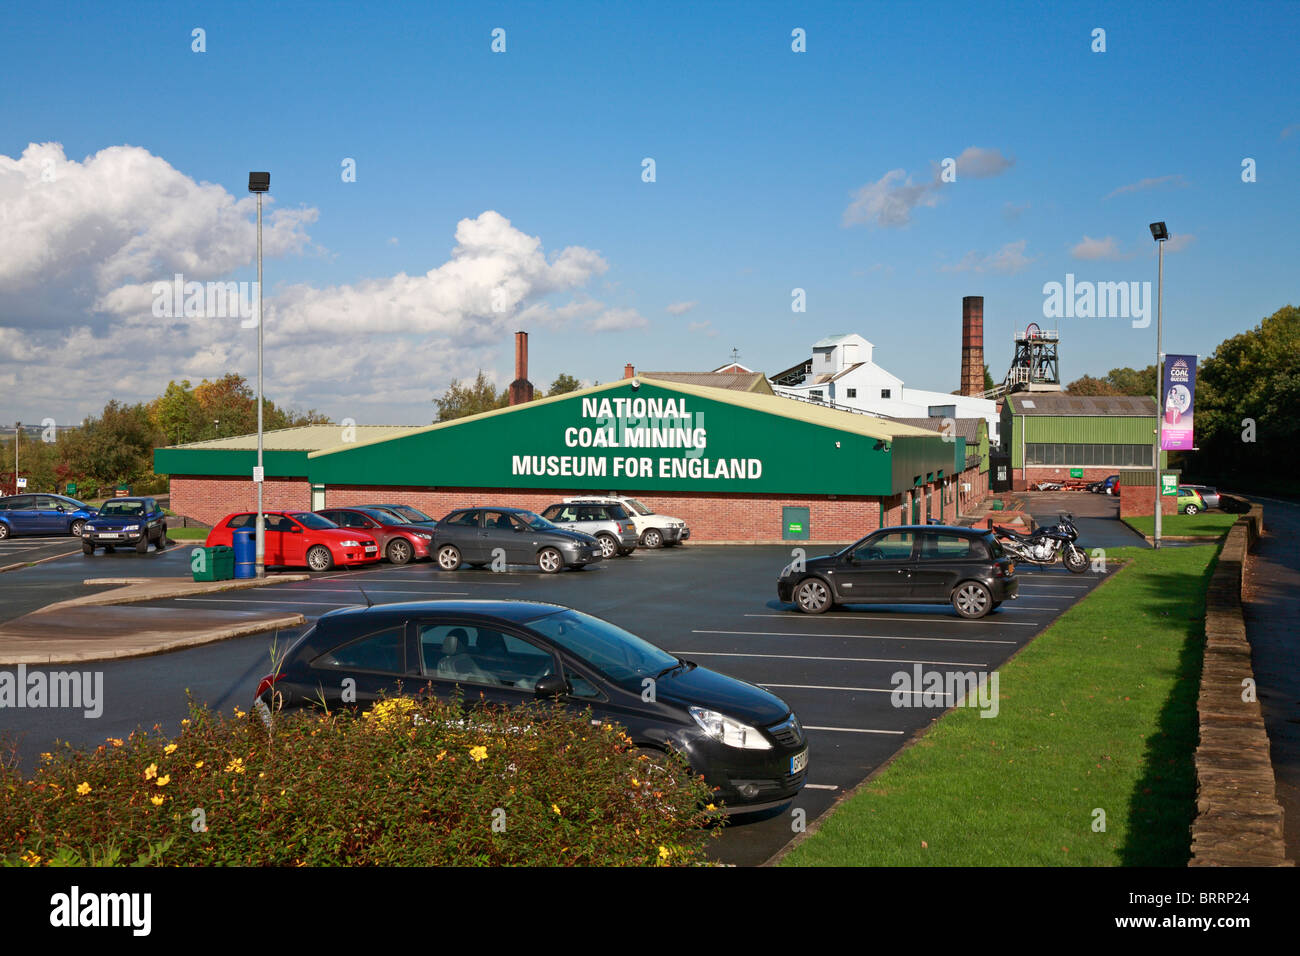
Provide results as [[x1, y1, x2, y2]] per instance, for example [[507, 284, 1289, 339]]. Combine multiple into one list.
[[12, 422, 18, 495], [249, 172, 270, 577], [1149, 221, 1168, 550]]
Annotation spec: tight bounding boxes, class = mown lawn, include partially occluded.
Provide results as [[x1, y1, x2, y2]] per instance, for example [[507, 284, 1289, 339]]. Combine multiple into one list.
[[1122, 513, 1238, 537], [781, 545, 1218, 866], [164, 527, 209, 540]]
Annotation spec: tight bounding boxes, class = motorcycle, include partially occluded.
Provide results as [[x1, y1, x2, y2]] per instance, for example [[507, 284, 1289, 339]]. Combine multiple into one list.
[[993, 512, 1088, 574]]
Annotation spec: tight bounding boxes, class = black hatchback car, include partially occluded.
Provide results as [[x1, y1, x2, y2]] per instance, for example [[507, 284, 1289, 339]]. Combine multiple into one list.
[[254, 600, 809, 812], [777, 525, 1017, 618], [431, 507, 601, 573]]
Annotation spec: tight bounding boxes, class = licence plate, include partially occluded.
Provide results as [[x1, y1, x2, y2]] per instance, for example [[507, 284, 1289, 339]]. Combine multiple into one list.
[[790, 749, 808, 774], [99, 533, 119, 538], [364, 545, 377, 552]]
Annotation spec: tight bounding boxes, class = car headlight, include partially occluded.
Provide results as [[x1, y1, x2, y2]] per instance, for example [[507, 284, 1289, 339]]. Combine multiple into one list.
[[340, 539, 361, 547], [84, 525, 95, 531], [688, 706, 772, 750], [123, 524, 140, 531], [413, 532, 432, 540]]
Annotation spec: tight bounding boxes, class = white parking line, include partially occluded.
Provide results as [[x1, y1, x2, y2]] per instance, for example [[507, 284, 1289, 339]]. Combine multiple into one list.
[[804, 784, 839, 790], [673, 650, 988, 667], [175, 593, 469, 606], [695, 628, 1016, 646], [259, 587, 463, 596], [762, 682, 953, 697], [802, 726, 905, 735], [745, 613, 1039, 627]]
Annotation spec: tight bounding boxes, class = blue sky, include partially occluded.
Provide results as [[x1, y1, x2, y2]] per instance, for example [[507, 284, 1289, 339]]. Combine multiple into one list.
[[2, 0, 1297, 425]]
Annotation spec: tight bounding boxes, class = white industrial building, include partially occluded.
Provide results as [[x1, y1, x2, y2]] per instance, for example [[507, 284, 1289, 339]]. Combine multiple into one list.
[[770, 333, 1001, 444]]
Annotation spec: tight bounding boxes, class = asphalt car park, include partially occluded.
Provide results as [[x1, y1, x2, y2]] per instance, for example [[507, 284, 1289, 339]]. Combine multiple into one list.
[[0, 536, 1110, 865]]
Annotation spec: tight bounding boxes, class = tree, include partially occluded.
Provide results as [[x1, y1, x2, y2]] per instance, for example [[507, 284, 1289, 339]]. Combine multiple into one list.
[[983, 365, 995, 393], [150, 379, 203, 446], [62, 401, 164, 488], [1104, 365, 1157, 396], [1066, 374, 1121, 396], [434, 371, 509, 422], [549, 372, 582, 396]]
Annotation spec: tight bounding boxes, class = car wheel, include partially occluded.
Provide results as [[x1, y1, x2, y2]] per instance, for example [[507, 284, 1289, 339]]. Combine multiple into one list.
[[306, 545, 334, 572], [1184, 504, 1199, 515], [82, 540, 94, 555], [794, 578, 832, 614], [641, 528, 664, 549], [135, 535, 149, 553], [537, 547, 563, 574], [155, 526, 167, 551], [70, 519, 85, 537], [0, 523, 9, 540], [596, 534, 619, 559], [386, 538, 413, 565], [952, 581, 992, 619], [436, 545, 462, 571]]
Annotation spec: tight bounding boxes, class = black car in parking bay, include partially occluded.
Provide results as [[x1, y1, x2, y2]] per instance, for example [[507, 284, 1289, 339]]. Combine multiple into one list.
[[81, 497, 168, 554], [777, 525, 1017, 619], [254, 600, 808, 812], [431, 507, 601, 573]]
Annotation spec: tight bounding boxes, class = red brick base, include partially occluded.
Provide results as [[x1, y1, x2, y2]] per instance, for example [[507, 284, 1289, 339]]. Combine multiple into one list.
[[169, 471, 992, 543], [1119, 485, 1179, 517]]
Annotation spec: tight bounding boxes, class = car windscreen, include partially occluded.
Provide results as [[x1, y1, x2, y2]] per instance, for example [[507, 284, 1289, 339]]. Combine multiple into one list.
[[98, 501, 145, 516], [517, 511, 558, 531], [290, 513, 337, 529], [393, 505, 433, 522], [625, 498, 654, 515], [359, 508, 402, 525], [527, 609, 678, 686], [59, 498, 90, 510]]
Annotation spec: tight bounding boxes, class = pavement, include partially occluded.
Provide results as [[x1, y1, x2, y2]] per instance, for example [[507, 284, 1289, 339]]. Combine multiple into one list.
[[1240, 495, 1300, 858]]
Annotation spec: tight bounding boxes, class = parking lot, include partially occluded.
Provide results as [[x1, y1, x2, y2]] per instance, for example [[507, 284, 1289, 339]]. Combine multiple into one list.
[[0, 532, 1110, 866]]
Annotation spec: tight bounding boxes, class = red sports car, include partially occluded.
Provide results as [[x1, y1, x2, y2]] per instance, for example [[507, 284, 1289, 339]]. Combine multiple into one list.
[[204, 511, 380, 571], [315, 507, 433, 565]]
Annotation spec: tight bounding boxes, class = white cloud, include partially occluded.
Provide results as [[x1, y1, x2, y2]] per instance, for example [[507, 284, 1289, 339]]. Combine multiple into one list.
[[687, 320, 718, 337], [843, 168, 939, 228], [941, 240, 1034, 275], [590, 307, 647, 332], [949, 146, 1015, 179], [1165, 232, 1197, 253], [666, 300, 698, 315], [1104, 174, 1189, 200], [1071, 235, 1122, 260], [1002, 201, 1031, 221]]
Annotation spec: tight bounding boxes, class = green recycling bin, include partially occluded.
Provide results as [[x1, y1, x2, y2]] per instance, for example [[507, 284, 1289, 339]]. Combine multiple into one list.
[[192, 545, 234, 582]]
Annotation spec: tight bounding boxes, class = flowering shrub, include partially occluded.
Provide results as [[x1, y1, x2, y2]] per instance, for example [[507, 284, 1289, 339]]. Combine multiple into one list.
[[1, 695, 721, 866]]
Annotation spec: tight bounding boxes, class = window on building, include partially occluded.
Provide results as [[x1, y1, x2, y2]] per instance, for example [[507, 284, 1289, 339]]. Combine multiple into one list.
[[846, 388, 857, 398], [1025, 443, 1152, 467], [881, 388, 891, 399], [810, 390, 824, 402]]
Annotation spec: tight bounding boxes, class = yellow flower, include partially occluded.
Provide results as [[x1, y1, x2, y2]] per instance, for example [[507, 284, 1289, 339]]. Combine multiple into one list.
[[150, 795, 165, 806], [469, 746, 488, 763], [194, 761, 204, 769], [181, 718, 190, 725], [435, 750, 446, 762], [108, 738, 124, 748], [631, 778, 639, 787], [658, 846, 671, 860], [233, 707, 246, 718], [143, 763, 157, 781], [226, 758, 246, 774], [20, 850, 41, 866], [39, 752, 52, 763], [155, 775, 171, 787], [258, 772, 266, 779], [706, 803, 717, 812], [76, 782, 91, 796], [164, 743, 178, 755], [552, 804, 562, 815]]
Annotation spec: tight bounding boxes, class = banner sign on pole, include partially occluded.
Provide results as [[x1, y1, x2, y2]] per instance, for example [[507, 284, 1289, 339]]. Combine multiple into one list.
[[1160, 354, 1197, 451]]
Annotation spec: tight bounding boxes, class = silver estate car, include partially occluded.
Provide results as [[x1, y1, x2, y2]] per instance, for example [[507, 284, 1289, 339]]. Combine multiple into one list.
[[540, 502, 639, 558]]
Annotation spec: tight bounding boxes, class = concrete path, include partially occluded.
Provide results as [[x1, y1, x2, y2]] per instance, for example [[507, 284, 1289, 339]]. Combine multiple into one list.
[[1241, 496, 1300, 858]]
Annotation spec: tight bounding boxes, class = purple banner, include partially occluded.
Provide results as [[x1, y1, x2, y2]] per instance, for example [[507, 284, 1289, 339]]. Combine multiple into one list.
[[1160, 354, 1197, 451]]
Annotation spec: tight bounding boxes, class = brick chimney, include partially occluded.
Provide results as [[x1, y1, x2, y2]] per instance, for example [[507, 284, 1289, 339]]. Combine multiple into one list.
[[508, 331, 534, 406], [624, 364, 635, 379], [961, 296, 985, 397]]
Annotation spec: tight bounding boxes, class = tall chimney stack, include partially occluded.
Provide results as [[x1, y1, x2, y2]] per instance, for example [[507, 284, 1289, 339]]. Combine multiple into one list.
[[509, 331, 534, 406], [961, 296, 985, 397], [624, 364, 635, 379]]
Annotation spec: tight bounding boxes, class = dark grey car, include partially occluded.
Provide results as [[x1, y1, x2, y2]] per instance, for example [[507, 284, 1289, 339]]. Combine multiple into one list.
[[431, 507, 602, 574]]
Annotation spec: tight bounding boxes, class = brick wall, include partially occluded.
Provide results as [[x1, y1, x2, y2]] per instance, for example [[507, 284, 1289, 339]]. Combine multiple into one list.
[[170, 474, 988, 543], [170, 476, 312, 527], [1119, 483, 1179, 517]]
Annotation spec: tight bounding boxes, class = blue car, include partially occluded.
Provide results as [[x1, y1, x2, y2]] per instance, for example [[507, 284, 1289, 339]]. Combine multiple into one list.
[[81, 497, 168, 554], [0, 493, 98, 539]]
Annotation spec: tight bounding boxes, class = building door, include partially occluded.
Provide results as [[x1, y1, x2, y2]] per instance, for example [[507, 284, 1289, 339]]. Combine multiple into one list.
[[911, 492, 920, 524], [311, 484, 326, 510]]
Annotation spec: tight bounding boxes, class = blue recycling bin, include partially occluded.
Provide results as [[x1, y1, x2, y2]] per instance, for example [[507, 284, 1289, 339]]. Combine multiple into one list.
[[232, 527, 256, 579]]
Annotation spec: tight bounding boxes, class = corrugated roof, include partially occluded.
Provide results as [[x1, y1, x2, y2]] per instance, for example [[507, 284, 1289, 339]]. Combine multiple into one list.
[[639, 371, 775, 395], [165, 424, 419, 452], [305, 376, 940, 459], [812, 334, 862, 347], [889, 417, 983, 442], [1006, 394, 1157, 416]]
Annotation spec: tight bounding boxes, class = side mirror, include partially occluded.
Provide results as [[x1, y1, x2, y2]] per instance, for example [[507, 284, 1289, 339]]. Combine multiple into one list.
[[534, 674, 569, 698]]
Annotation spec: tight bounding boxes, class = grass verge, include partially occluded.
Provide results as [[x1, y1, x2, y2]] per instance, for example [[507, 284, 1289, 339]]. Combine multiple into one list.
[[165, 527, 209, 540], [1122, 513, 1238, 537], [780, 544, 1219, 866]]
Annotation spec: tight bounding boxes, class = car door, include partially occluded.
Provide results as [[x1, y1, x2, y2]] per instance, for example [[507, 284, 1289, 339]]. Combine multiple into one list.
[[7, 495, 40, 534], [413, 619, 562, 708], [278, 515, 308, 566], [259, 514, 289, 566], [33, 495, 64, 533], [479, 510, 522, 564], [910, 532, 979, 601], [437, 509, 482, 562], [305, 624, 414, 708], [834, 530, 917, 602]]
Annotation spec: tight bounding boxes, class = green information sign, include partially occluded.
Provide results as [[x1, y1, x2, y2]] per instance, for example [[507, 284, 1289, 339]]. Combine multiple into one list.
[[65, 482, 76, 495], [788, 523, 803, 533], [1161, 474, 1178, 496], [1069, 468, 1083, 478]]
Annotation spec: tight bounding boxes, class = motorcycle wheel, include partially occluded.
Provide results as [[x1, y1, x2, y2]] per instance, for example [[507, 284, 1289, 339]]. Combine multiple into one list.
[[1064, 546, 1088, 574]]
